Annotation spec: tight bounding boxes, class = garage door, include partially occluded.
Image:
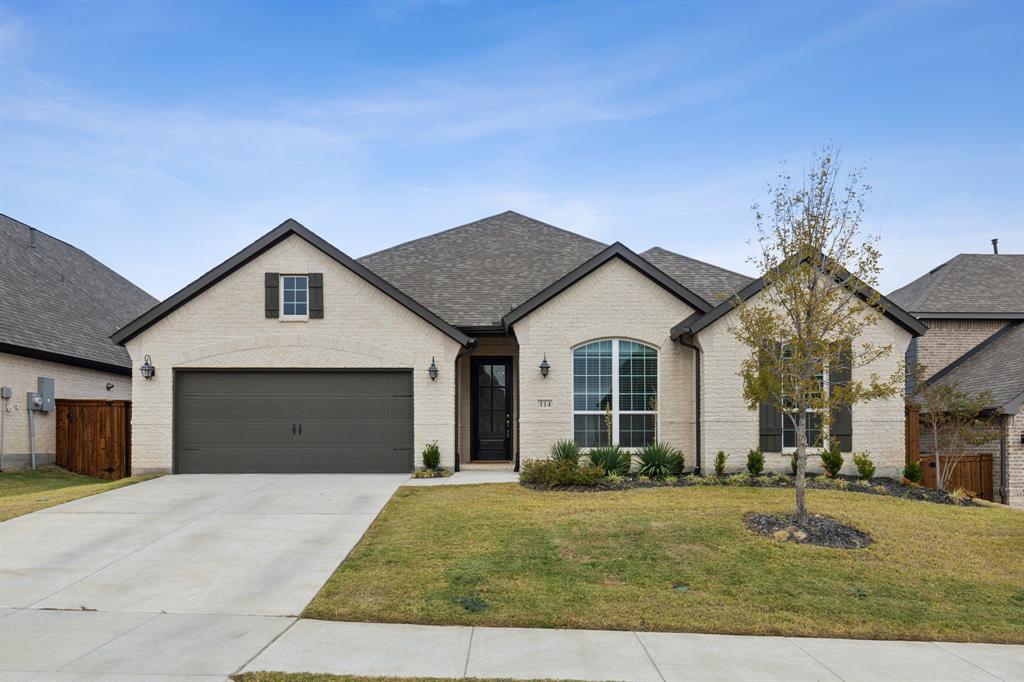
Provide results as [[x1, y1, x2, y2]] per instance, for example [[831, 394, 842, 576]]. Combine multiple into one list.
[[175, 371, 413, 473]]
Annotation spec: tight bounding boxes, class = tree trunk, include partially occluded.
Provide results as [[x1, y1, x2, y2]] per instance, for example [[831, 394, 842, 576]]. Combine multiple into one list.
[[931, 414, 944, 491], [795, 409, 808, 523]]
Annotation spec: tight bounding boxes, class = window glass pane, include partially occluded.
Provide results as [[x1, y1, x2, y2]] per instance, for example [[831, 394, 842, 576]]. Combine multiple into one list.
[[618, 340, 657, 413], [284, 289, 296, 303], [619, 414, 655, 448], [295, 302, 307, 315], [283, 302, 296, 316], [783, 411, 823, 449], [573, 341, 612, 413], [574, 414, 610, 448]]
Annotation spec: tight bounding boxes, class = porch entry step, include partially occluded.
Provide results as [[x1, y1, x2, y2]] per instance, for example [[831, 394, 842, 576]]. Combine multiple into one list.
[[461, 461, 515, 471]]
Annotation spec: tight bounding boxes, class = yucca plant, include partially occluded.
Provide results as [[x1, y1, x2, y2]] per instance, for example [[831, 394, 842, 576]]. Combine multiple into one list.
[[549, 439, 581, 466], [587, 445, 631, 476], [636, 442, 684, 479]]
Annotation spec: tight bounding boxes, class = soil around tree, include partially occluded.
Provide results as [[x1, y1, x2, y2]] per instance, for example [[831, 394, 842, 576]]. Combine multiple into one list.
[[745, 511, 873, 549]]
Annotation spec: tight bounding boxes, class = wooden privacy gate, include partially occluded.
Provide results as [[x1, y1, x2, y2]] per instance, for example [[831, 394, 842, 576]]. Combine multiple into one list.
[[919, 453, 993, 501], [55, 400, 131, 480]]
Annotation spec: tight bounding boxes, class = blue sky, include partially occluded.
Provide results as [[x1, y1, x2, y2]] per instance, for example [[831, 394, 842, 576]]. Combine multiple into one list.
[[1, 0, 1021, 299]]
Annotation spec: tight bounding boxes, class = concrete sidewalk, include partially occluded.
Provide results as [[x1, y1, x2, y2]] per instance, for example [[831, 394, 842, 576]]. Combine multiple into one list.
[[244, 619, 1024, 682]]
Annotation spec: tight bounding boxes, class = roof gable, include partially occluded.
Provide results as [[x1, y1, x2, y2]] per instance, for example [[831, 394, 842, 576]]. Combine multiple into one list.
[[503, 242, 711, 329], [358, 211, 607, 329], [888, 253, 1024, 319], [111, 219, 471, 346], [671, 252, 927, 340], [0, 213, 157, 372], [640, 247, 754, 303]]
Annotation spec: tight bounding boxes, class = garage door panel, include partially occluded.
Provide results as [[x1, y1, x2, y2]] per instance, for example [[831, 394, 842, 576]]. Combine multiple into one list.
[[175, 371, 413, 474]]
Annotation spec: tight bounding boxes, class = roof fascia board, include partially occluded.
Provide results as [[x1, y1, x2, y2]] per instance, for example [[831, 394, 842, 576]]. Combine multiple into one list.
[[0, 342, 131, 376], [912, 312, 1024, 320], [111, 219, 471, 347], [502, 242, 711, 330]]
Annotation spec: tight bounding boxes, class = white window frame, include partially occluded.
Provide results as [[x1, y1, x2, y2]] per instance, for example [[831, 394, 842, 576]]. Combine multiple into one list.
[[781, 346, 829, 453], [570, 339, 659, 450], [280, 274, 309, 321]]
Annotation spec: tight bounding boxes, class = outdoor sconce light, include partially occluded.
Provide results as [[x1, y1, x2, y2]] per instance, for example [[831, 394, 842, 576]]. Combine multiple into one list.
[[428, 357, 439, 382], [140, 355, 156, 380], [539, 354, 550, 378]]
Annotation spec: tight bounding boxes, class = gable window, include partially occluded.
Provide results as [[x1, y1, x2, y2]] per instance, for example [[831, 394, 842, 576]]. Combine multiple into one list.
[[781, 345, 828, 451], [572, 339, 657, 448], [281, 275, 309, 319]]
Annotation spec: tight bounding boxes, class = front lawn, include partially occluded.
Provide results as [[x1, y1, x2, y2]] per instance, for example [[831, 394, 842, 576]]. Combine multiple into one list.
[[305, 484, 1024, 643], [0, 468, 159, 521]]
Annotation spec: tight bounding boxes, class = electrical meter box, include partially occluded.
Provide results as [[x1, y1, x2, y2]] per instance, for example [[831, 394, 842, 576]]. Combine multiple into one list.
[[28, 377, 54, 412], [0, 386, 11, 400]]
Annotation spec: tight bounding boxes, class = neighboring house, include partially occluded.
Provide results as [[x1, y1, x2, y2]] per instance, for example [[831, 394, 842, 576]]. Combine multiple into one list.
[[0, 214, 158, 469], [889, 252, 1024, 507], [111, 211, 923, 477]]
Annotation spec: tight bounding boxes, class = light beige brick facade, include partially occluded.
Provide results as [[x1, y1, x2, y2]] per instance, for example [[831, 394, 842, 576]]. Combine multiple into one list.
[[0, 352, 131, 468], [124, 235, 463, 473], [910, 319, 1007, 383], [511, 258, 697, 463], [1005, 407, 1024, 508], [693, 288, 912, 477]]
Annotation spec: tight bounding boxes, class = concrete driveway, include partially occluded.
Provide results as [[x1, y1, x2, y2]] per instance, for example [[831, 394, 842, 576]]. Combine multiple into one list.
[[0, 473, 406, 680]]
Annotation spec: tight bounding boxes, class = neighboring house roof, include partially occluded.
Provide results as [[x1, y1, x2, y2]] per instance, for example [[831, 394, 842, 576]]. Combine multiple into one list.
[[111, 219, 471, 347], [888, 253, 1024, 319], [0, 214, 158, 374], [358, 211, 608, 329], [671, 253, 928, 340], [926, 322, 1024, 414], [640, 247, 754, 304], [502, 242, 711, 329]]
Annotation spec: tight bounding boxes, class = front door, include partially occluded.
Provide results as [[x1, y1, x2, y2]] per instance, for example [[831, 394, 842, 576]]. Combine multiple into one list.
[[471, 357, 512, 461]]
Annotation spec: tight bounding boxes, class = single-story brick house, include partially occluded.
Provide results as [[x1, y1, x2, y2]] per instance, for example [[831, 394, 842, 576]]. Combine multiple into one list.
[[0, 214, 157, 470], [112, 212, 924, 476], [889, 252, 1024, 507]]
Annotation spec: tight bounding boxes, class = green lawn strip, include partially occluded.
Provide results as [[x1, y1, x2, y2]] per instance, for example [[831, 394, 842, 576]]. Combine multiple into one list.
[[304, 484, 1024, 643], [233, 671, 561, 675], [0, 468, 162, 521]]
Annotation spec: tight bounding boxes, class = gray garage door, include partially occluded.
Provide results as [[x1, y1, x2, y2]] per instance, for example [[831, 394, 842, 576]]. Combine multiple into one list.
[[175, 370, 413, 473]]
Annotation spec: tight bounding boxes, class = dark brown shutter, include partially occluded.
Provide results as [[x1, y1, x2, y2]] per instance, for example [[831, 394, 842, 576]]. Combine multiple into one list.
[[759, 402, 782, 452], [308, 273, 323, 319], [830, 340, 853, 452], [265, 272, 279, 318]]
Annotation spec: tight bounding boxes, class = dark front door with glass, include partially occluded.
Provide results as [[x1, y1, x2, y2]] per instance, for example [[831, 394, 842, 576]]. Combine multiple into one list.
[[471, 357, 512, 461]]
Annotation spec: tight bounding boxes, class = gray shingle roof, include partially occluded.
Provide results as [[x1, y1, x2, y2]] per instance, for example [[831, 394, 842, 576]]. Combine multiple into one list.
[[358, 211, 608, 328], [888, 254, 1024, 318], [0, 214, 157, 370], [928, 322, 1024, 414], [640, 247, 754, 304]]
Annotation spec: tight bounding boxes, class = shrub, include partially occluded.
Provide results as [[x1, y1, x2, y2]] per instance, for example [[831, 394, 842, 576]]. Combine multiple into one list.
[[790, 451, 798, 475], [549, 439, 581, 465], [903, 461, 924, 484], [852, 452, 875, 480], [421, 441, 441, 470], [636, 442, 684, 479], [820, 442, 844, 477], [713, 450, 728, 476], [746, 448, 765, 476], [520, 459, 604, 486], [587, 445, 631, 476]]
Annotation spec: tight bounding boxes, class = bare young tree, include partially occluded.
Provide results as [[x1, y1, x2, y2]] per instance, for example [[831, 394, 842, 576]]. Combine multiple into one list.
[[731, 146, 904, 522], [911, 367, 997, 491]]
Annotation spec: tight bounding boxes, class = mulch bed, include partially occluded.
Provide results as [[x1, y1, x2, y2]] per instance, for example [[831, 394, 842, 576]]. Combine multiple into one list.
[[744, 512, 873, 549], [522, 473, 977, 506]]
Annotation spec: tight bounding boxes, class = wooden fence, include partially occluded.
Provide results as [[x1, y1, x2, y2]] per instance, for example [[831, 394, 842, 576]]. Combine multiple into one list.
[[55, 400, 131, 480], [918, 453, 993, 501]]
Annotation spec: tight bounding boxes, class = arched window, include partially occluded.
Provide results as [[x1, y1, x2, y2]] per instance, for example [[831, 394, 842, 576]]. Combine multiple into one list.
[[572, 339, 658, 448]]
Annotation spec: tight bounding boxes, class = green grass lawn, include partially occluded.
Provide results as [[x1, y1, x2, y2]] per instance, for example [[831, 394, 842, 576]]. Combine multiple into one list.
[[0, 468, 160, 521], [305, 484, 1024, 643]]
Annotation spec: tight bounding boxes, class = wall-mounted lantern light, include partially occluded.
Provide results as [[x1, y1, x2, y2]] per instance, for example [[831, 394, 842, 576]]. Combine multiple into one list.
[[539, 354, 550, 378], [140, 355, 156, 380], [428, 357, 439, 382]]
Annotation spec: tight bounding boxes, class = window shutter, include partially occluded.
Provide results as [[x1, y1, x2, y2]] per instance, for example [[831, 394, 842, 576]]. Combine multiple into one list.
[[759, 401, 782, 452], [308, 273, 324, 319], [265, 272, 279, 318], [830, 340, 853, 452]]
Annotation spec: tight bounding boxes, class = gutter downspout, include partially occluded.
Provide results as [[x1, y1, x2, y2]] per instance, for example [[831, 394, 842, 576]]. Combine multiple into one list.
[[678, 338, 702, 475], [454, 352, 460, 473], [999, 416, 1008, 504]]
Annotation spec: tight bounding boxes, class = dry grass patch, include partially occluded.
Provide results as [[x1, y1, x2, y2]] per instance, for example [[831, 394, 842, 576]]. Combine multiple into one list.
[[305, 484, 1024, 643], [0, 468, 160, 521]]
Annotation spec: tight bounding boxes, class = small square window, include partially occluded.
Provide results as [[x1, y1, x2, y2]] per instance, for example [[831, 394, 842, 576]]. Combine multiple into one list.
[[281, 275, 309, 318]]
